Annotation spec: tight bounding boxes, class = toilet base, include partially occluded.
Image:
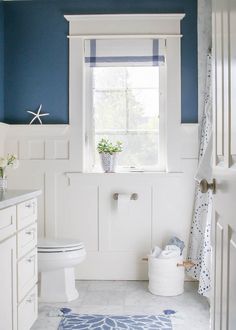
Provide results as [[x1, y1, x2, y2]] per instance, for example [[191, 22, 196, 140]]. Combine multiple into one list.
[[39, 267, 79, 302]]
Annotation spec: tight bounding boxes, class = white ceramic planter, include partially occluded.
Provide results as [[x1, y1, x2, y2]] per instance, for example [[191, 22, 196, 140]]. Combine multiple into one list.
[[100, 153, 117, 173], [0, 178, 7, 191]]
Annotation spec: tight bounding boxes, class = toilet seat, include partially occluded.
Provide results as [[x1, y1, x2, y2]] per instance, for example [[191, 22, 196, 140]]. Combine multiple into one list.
[[38, 237, 84, 253]]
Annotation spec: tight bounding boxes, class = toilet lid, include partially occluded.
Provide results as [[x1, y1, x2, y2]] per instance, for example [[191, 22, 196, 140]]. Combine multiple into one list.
[[38, 237, 84, 252]]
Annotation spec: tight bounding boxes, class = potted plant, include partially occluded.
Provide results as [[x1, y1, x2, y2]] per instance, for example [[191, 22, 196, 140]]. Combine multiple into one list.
[[97, 138, 123, 173], [0, 154, 19, 191]]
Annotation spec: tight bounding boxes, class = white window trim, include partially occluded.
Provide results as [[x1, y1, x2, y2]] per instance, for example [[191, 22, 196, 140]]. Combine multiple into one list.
[[65, 14, 185, 173]]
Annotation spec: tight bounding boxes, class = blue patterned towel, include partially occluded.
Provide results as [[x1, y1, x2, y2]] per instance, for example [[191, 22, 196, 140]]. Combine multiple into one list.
[[58, 312, 173, 330], [167, 237, 185, 255]]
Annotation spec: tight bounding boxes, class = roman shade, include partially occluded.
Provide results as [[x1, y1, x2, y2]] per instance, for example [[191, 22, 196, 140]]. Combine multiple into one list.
[[84, 38, 165, 67]]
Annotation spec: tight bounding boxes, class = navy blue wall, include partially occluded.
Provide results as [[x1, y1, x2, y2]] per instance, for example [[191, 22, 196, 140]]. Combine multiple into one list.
[[0, 2, 4, 122], [3, 0, 197, 124]]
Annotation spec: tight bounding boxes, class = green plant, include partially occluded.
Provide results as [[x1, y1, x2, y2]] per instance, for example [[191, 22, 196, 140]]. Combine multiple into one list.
[[97, 139, 123, 155]]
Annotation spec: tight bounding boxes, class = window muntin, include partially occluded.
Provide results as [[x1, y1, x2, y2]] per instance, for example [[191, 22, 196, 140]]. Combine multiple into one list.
[[87, 66, 164, 171]]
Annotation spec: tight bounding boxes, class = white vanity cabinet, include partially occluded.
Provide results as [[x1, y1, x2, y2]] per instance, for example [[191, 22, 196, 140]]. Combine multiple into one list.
[[0, 190, 41, 330]]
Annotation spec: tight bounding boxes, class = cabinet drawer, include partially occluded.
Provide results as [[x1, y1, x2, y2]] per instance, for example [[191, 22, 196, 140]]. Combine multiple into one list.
[[0, 206, 16, 242], [18, 285, 38, 330], [18, 248, 37, 302], [17, 223, 37, 258], [17, 199, 37, 230]]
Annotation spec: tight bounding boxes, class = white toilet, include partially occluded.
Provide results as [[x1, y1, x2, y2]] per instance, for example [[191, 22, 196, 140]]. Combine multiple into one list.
[[38, 237, 86, 302]]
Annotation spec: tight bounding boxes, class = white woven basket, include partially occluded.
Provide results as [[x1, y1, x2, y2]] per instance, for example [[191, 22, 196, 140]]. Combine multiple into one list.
[[148, 255, 185, 296]]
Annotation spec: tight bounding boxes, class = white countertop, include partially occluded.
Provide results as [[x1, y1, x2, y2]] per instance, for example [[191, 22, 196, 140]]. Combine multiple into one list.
[[0, 190, 41, 210]]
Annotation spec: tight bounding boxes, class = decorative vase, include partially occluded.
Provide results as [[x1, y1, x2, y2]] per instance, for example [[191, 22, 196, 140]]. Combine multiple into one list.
[[100, 153, 117, 173], [0, 177, 7, 191]]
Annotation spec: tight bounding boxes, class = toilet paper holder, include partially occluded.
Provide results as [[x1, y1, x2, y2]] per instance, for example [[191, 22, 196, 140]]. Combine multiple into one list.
[[113, 193, 138, 200]]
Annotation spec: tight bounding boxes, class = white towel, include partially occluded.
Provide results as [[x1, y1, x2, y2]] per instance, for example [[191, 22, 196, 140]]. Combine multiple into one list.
[[158, 245, 181, 259], [150, 246, 161, 258], [165, 245, 181, 253]]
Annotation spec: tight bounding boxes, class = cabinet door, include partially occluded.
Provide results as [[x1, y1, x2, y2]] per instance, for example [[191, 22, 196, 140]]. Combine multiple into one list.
[[0, 236, 17, 330]]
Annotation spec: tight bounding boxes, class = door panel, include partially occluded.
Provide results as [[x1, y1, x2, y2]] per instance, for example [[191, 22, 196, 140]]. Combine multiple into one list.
[[214, 6, 224, 161], [229, 0, 236, 161], [228, 231, 236, 329], [212, 0, 236, 328], [213, 214, 223, 330], [211, 170, 236, 329]]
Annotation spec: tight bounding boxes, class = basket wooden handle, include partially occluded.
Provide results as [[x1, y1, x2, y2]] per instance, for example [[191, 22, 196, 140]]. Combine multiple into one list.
[[177, 261, 195, 269], [142, 258, 195, 269]]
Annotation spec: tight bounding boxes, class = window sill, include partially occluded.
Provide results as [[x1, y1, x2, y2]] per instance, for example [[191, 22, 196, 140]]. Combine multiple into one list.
[[87, 166, 168, 173], [65, 170, 183, 177]]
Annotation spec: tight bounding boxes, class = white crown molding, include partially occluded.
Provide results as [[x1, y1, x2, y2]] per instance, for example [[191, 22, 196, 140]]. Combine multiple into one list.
[[64, 14, 185, 22], [65, 13, 185, 40]]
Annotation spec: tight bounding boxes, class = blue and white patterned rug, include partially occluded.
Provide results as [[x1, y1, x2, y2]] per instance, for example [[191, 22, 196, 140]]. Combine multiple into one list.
[[58, 309, 175, 330]]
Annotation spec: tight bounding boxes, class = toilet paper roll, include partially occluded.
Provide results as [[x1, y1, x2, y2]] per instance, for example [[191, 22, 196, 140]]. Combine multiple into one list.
[[117, 194, 130, 212]]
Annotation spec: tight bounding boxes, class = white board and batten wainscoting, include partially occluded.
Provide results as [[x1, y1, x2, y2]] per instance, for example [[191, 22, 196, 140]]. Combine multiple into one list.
[[3, 14, 199, 280]]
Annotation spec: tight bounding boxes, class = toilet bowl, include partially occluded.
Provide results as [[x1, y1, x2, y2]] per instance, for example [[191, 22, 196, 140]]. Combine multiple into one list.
[[38, 237, 86, 302]]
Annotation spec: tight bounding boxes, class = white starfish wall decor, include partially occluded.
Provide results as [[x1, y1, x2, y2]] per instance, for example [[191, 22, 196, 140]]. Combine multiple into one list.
[[27, 104, 50, 125]]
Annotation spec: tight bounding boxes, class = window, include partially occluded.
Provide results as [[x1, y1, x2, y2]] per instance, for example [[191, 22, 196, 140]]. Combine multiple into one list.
[[90, 66, 164, 170], [65, 14, 184, 173], [85, 38, 166, 171]]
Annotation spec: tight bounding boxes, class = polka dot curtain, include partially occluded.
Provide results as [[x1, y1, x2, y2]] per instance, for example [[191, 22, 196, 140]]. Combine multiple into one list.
[[187, 53, 212, 297]]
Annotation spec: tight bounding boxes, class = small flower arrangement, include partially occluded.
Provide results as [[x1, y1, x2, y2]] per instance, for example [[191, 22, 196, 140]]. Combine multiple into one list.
[[0, 154, 19, 179], [97, 139, 123, 155]]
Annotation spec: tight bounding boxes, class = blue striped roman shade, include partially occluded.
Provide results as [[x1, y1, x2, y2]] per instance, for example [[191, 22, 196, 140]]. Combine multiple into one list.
[[84, 39, 165, 67]]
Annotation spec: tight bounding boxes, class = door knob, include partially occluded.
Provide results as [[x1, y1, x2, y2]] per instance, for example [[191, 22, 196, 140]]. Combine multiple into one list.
[[199, 178, 216, 194]]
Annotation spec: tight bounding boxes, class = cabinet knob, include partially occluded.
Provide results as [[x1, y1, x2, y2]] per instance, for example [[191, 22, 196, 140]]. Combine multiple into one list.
[[25, 203, 32, 208], [25, 228, 35, 235], [26, 294, 35, 303], [26, 256, 34, 263]]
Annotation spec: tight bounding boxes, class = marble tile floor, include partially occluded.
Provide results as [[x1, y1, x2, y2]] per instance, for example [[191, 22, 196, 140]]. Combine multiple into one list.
[[32, 281, 210, 330]]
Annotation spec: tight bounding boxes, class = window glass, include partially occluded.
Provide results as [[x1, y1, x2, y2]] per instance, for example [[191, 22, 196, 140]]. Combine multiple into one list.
[[91, 66, 160, 170], [127, 67, 159, 88], [94, 91, 126, 130], [127, 90, 159, 130], [94, 67, 126, 90]]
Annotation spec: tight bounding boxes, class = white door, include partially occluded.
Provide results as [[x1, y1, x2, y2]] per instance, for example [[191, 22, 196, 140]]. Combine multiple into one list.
[[0, 236, 17, 330], [210, 0, 236, 329]]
